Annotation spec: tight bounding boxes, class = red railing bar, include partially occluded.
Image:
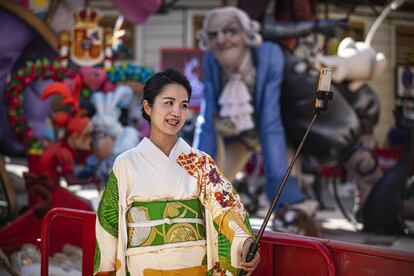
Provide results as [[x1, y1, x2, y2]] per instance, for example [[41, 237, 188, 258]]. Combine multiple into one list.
[[40, 208, 337, 276], [323, 239, 414, 261], [261, 232, 336, 276], [40, 207, 95, 276]]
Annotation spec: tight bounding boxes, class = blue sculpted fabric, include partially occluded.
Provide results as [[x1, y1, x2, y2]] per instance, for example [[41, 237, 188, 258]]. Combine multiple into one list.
[[193, 42, 305, 206]]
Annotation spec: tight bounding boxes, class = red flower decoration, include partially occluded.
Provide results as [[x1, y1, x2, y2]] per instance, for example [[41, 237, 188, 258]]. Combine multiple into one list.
[[22, 76, 32, 86], [17, 117, 25, 124], [214, 189, 236, 208], [9, 97, 19, 106], [215, 191, 223, 200], [5, 58, 76, 149], [24, 129, 32, 143]]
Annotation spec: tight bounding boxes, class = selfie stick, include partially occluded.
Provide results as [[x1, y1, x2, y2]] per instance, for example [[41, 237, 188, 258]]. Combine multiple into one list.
[[239, 68, 333, 276]]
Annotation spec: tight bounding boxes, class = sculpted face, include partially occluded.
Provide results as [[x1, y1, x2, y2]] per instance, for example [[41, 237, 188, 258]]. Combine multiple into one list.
[[206, 13, 248, 71], [92, 132, 114, 160], [68, 122, 93, 151]]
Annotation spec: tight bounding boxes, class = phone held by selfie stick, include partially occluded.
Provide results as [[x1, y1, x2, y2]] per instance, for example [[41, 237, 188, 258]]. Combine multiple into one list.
[[239, 68, 333, 276]]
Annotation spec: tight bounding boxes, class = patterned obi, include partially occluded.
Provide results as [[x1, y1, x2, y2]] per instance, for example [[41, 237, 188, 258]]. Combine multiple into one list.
[[126, 198, 206, 248]]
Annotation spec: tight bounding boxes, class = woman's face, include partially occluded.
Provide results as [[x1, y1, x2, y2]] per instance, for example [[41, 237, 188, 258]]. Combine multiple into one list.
[[144, 83, 189, 138], [206, 13, 248, 70]]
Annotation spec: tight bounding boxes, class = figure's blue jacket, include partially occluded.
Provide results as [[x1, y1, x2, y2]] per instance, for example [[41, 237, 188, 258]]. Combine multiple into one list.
[[193, 42, 304, 205]]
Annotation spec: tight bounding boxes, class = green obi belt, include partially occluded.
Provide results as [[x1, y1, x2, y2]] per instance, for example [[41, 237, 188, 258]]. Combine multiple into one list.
[[126, 198, 206, 248]]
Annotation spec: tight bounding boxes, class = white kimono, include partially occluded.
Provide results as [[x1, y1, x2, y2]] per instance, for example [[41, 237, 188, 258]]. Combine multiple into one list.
[[94, 137, 253, 275]]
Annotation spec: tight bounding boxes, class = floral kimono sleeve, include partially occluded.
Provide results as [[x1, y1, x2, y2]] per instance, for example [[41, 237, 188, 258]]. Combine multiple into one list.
[[94, 171, 119, 275], [177, 152, 254, 275]]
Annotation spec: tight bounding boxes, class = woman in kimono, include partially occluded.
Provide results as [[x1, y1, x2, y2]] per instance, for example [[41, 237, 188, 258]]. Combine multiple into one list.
[[94, 68, 260, 275]]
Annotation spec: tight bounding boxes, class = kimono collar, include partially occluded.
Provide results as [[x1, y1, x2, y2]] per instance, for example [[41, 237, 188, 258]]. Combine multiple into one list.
[[137, 137, 191, 168]]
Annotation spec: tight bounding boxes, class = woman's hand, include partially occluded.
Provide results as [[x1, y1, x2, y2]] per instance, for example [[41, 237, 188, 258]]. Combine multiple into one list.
[[240, 238, 261, 275]]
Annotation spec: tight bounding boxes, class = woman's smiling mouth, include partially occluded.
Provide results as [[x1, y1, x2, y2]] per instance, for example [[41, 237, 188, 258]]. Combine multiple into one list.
[[166, 119, 180, 126]]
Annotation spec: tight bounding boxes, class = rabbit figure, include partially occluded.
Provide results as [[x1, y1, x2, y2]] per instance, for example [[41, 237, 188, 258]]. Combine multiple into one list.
[[91, 85, 140, 156], [87, 86, 140, 187]]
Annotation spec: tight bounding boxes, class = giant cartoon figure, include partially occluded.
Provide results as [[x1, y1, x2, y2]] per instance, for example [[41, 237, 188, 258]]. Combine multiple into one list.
[[193, 6, 320, 234], [266, 2, 413, 233], [0, 1, 60, 156], [220, 1, 411, 235], [37, 75, 94, 186], [316, 37, 413, 234], [0, 0, 159, 157]]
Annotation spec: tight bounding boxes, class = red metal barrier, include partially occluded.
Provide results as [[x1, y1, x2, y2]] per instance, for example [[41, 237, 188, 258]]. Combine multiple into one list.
[[41, 208, 335, 276], [322, 239, 414, 276], [0, 186, 93, 255], [40, 207, 96, 276], [255, 232, 414, 276], [253, 231, 335, 276], [41, 208, 414, 276]]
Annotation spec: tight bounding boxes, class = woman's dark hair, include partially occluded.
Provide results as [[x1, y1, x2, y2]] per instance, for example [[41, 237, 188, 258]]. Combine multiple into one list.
[[141, 68, 192, 121]]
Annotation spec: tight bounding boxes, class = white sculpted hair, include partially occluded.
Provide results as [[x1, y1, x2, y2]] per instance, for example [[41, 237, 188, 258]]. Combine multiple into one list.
[[197, 6, 263, 50]]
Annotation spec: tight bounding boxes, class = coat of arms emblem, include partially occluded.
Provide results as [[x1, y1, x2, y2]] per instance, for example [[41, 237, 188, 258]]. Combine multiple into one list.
[[70, 9, 104, 67]]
